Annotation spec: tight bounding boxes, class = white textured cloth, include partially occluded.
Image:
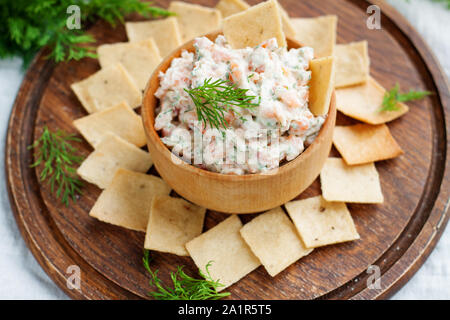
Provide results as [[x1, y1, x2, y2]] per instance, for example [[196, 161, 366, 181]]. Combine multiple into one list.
[[385, 0, 450, 300], [0, 0, 448, 299]]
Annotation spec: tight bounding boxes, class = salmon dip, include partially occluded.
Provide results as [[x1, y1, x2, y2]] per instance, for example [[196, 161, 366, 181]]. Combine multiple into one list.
[[154, 35, 326, 175]]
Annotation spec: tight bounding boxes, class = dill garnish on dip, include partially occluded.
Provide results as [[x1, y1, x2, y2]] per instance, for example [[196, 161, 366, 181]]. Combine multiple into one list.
[[154, 35, 325, 175]]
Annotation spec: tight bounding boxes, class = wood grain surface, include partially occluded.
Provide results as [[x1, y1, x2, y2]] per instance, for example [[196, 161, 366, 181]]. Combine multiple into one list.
[[5, 0, 450, 300]]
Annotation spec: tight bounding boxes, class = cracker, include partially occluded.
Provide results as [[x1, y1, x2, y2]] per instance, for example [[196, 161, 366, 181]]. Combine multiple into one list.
[[77, 133, 153, 189], [309, 56, 335, 115], [291, 16, 337, 58], [144, 195, 206, 256], [216, 0, 249, 18], [336, 77, 409, 124], [333, 124, 404, 165], [240, 207, 313, 277], [71, 63, 141, 113], [320, 158, 384, 203], [97, 39, 162, 91], [185, 215, 260, 290], [222, 0, 286, 49], [285, 196, 359, 248], [335, 41, 369, 88], [89, 168, 171, 231], [168, 1, 222, 42], [73, 101, 146, 148], [125, 17, 183, 58], [277, 1, 296, 39]]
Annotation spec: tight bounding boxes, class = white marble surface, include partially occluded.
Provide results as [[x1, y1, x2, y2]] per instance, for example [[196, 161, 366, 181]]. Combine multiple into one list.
[[0, 0, 448, 299]]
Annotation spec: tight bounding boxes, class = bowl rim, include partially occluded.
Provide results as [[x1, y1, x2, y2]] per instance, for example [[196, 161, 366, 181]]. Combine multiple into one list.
[[142, 31, 336, 182]]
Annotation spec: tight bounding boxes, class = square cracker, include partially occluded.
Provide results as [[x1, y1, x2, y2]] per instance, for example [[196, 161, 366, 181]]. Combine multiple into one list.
[[71, 63, 141, 113], [168, 2, 222, 42], [333, 123, 404, 165], [240, 207, 313, 277], [222, 0, 286, 49], [336, 77, 409, 124], [309, 56, 335, 115], [186, 215, 260, 290], [320, 157, 384, 203], [335, 41, 369, 88], [125, 17, 183, 58], [89, 168, 171, 231], [77, 132, 153, 189], [97, 39, 162, 91], [218, 0, 295, 38], [73, 101, 146, 148], [216, 0, 249, 18], [291, 16, 337, 58], [285, 196, 359, 248], [144, 195, 206, 256]]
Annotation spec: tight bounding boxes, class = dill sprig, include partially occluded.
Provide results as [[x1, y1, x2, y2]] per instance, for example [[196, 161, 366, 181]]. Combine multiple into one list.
[[0, 0, 174, 66], [404, 0, 450, 10], [29, 126, 84, 206], [143, 250, 231, 300], [379, 83, 432, 112], [184, 78, 260, 130], [431, 0, 450, 9]]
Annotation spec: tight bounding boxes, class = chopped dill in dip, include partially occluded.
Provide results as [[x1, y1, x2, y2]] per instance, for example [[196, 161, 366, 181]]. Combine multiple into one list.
[[154, 35, 325, 175]]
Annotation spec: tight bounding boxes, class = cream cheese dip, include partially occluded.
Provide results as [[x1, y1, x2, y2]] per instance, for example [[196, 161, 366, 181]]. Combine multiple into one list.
[[154, 35, 325, 175]]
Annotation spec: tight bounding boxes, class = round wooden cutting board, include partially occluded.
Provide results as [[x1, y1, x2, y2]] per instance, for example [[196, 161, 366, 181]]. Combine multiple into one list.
[[5, 0, 450, 300]]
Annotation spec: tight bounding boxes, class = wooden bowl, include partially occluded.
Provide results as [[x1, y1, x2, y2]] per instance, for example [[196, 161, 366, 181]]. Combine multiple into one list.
[[142, 31, 336, 213]]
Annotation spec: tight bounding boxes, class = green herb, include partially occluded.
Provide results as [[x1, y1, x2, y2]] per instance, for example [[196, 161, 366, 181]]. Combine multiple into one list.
[[431, 0, 450, 9], [379, 83, 432, 112], [184, 78, 260, 130], [404, 0, 450, 9], [143, 250, 230, 300], [29, 126, 84, 206], [0, 0, 173, 66]]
